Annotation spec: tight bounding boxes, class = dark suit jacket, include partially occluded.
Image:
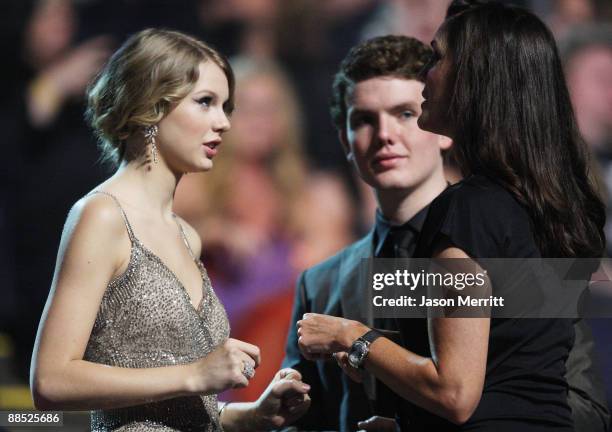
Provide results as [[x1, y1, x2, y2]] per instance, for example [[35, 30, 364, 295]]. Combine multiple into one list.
[[282, 232, 376, 431], [282, 231, 610, 431]]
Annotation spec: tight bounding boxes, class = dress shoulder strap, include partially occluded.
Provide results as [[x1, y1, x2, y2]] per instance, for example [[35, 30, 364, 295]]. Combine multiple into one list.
[[89, 190, 136, 243], [172, 215, 197, 260]]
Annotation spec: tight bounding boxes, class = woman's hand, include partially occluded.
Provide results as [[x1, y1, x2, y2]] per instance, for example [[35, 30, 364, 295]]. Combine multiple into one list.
[[250, 368, 311, 429], [296, 313, 368, 359], [187, 338, 260, 394]]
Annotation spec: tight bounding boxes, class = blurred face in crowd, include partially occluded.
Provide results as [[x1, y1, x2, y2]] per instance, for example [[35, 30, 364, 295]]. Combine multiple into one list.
[[229, 74, 287, 159], [342, 76, 450, 191], [25, 0, 76, 68], [566, 45, 612, 147], [156, 62, 231, 173]]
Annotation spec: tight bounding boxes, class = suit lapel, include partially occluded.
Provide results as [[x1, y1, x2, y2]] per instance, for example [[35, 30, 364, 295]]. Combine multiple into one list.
[[338, 229, 375, 327], [336, 230, 380, 402]]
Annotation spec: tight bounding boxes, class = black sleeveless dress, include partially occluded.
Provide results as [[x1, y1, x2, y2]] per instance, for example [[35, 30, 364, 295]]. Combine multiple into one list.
[[396, 175, 575, 431]]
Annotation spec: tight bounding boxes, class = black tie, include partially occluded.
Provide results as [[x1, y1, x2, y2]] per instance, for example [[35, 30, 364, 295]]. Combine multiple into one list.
[[378, 227, 416, 258]]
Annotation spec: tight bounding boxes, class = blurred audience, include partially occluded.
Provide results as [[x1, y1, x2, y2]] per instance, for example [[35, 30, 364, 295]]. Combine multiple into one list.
[[540, 0, 597, 39], [530, 0, 612, 38], [289, 171, 356, 271], [24, 1, 111, 127], [562, 25, 612, 153], [561, 24, 612, 253], [361, 0, 450, 43], [5, 0, 112, 381], [560, 26, 612, 410], [198, 0, 281, 59]]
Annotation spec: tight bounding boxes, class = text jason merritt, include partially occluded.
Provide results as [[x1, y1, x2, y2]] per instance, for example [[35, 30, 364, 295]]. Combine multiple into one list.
[[373, 295, 505, 307]]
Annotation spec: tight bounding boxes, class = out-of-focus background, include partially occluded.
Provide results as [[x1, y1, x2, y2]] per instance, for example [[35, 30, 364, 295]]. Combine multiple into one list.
[[0, 0, 610, 429]]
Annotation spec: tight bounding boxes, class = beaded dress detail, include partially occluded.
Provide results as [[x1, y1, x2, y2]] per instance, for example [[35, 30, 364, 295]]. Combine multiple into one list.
[[83, 191, 230, 431]]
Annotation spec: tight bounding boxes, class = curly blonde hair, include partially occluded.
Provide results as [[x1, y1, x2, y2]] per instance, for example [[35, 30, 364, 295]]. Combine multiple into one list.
[[86, 28, 234, 166]]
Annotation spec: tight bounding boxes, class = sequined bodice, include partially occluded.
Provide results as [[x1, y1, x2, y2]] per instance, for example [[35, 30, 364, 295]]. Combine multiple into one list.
[[83, 191, 230, 432]]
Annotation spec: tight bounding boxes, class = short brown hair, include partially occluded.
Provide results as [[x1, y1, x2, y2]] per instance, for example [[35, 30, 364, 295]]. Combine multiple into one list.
[[86, 28, 234, 166], [330, 35, 432, 130]]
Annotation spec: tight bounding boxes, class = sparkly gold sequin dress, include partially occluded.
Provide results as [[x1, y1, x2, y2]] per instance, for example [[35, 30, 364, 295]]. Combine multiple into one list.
[[83, 191, 230, 431]]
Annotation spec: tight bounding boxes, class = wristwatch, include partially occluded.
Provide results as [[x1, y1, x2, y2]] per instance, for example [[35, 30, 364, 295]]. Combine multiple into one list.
[[347, 329, 382, 369]]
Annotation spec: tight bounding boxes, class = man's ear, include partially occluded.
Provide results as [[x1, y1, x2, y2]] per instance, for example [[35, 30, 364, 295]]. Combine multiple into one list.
[[338, 129, 354, 162], [438, 135, 453, 151]]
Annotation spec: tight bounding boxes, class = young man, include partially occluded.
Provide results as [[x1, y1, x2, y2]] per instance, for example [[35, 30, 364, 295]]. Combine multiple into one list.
[[282, 35, 609, 431]]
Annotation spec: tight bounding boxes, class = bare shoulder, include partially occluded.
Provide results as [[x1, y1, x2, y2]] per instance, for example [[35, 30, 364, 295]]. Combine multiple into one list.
[[49, 193, 131, 302], [59, 193, 132, 272], [67, 193, 128, 240], [174, 215, 202, 259]]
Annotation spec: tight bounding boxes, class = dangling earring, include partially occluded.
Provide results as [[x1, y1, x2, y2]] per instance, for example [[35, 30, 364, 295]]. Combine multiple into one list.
[[144, 125, 159, 164]]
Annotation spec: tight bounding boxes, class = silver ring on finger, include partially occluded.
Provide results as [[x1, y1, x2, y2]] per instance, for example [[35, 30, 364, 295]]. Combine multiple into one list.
[[242, 362, 255, 380]]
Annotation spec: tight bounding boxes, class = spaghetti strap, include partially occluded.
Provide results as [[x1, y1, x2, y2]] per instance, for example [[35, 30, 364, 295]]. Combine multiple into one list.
[[172, 215, 197, 260], [90, 190, 136, 242]]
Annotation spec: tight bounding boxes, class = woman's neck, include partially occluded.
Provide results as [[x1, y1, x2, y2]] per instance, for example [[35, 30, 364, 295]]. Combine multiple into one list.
[[110, 158, 182, 219]]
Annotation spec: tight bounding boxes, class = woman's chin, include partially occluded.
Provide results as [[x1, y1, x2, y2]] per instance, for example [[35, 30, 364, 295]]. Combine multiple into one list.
[[181, 159, 213, 174], [197, 157, 214, 171]]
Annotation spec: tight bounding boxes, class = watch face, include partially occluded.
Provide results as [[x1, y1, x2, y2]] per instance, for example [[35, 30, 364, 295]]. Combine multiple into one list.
[[348, 340, 368, 368], [348, 351, 360, 367]]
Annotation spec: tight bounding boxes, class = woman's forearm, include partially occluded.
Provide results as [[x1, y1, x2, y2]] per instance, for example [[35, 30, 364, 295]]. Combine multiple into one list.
[[361, 316, 488, 424], [363, 338, 472, 423], [32, 359, 198, 411]]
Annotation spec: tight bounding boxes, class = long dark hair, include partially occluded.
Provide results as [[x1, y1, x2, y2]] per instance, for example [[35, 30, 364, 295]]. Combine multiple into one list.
[[442, 0, 605, 258]]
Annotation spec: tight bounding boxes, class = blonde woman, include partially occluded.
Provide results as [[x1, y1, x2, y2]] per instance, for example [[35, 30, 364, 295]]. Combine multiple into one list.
[[30, 29, 310, 432]]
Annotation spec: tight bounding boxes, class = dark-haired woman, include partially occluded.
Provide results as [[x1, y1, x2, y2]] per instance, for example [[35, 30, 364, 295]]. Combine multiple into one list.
[[296, 1, 605, 430], [30, 28, 310, 431]]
